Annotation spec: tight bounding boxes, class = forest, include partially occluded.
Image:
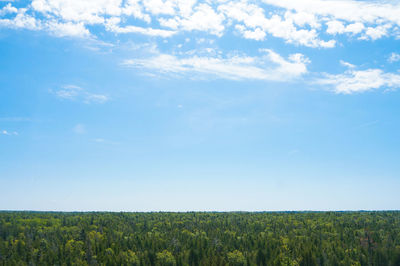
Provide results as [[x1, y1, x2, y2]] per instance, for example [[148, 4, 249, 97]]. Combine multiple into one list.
[[0, 211, 399, 265]]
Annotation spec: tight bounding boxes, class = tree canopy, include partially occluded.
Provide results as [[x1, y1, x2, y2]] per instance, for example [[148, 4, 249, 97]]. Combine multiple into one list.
[[1, 211, 400, 265]]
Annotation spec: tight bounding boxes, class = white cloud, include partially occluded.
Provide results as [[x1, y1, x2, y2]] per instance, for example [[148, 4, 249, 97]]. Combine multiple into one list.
[[340, 60, 355, 68], [389, 53, 400, 63], [360, 24, 390, 40], [317, 69, 400, 94], [263, 0, 400, 41], [218, 1, 335, 47], [142, 0, 176, 15], [263, 0, 400, 24], [0, 3, 17, 15], [122, 49, 310, 81], [159, 3, 225, 36], [85, 94, 108, 104], [31, 0, 121, 24], [0, 8, 41, 30], [2, 0, 400, 45], [1, 130, 18, 136], [106, 17, 176, 37], [326, 20, 345, 35], [122, 0, 151, 23], [46, 21, 90, 38], [235, 25, 266, 41], [54, 85, 82, 99], [52, 85, 109, 104], [262, 49, 310, 77], [284, 11, 320, 29], [345, 23, 364, 35], [0, 4, 92, 37]]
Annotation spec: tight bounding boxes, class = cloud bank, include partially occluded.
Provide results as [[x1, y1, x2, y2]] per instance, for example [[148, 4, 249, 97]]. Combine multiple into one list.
[[2, 0, 400, 94], [1, 0, 400, 45]]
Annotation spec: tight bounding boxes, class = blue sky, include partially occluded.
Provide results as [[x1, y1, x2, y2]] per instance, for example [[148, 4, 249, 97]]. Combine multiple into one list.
[[1, 0, 400, 211]]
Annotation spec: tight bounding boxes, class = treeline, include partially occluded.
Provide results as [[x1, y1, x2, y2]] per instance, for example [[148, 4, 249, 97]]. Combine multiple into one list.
[[1, 211, 400, 265]]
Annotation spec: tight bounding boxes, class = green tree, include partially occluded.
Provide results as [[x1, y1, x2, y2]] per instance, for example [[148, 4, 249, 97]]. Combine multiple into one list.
[[227, 250, 246, 266], [156, 250, 176, 266]]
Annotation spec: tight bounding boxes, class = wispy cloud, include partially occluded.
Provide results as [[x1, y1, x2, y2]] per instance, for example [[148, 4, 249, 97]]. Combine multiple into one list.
[[340, 60, 355, 69], [317, 68, 400, 94], [122, 49, 310, 81], [51, 85, 108, 104], [389, 53, 400, 63], [1, 129, 18, 135], [105, 17, 176, 37]]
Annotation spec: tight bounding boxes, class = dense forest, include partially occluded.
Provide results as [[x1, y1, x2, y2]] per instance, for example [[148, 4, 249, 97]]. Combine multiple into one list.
[[0, 211, 400, 265]]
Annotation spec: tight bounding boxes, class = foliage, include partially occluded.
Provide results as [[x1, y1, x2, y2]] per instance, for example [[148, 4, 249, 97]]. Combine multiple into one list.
[[0, 211, 400, 265]]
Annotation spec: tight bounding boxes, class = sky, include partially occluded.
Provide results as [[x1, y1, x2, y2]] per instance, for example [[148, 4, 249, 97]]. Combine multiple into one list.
[[1, 0, 400, 211]]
